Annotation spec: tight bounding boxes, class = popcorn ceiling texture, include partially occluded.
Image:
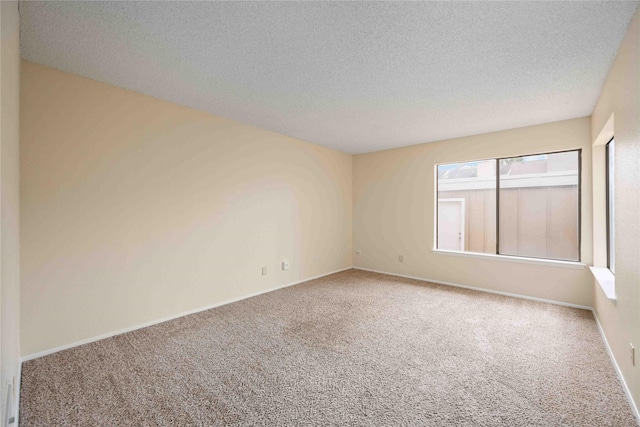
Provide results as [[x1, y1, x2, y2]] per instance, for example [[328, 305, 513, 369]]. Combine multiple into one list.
[[20, 270, 636, 426], [19, 1, 639, 154]]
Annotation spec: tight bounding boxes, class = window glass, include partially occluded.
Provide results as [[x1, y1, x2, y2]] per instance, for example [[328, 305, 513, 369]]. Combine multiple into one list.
[[437, 160, 496, 253], [436, 150, 581, 262], [607, 139, 615, 273], [498, 151, 580, 261]]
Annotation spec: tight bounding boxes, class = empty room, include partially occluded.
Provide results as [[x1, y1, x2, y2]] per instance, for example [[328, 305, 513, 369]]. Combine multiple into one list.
[[1, 1, 639, 425]]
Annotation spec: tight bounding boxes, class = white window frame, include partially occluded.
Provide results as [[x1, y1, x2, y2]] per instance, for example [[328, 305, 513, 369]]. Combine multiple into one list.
[[589, 113, 616, 301], [435, 149, 582, 263], [606, 138, 615, 274]]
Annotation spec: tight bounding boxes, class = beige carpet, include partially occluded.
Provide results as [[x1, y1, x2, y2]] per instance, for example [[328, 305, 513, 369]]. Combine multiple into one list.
[[20, 269, 637, 426]]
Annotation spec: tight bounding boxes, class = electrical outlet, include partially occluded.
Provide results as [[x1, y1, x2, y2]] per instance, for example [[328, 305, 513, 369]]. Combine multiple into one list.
[[399, 255, 403, 262], [356, 249, 361, 256], [282, 260, 290, 271], [261, 267, 267, 276], [631, 343, 635, 366]]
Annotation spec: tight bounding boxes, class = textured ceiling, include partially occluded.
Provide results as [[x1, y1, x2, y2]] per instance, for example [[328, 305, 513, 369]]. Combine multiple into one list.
[[20, 1, 639, 154]]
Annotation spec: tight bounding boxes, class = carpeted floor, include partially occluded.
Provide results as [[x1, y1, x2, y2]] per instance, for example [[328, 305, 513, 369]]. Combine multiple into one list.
[[20, 269, 637, 426]]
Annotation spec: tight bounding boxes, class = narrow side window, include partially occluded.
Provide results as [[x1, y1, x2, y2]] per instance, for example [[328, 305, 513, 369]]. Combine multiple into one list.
[[606, 138, 615, 273]]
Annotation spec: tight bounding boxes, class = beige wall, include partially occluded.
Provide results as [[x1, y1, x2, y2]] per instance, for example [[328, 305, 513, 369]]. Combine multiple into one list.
[[20, 62, 352, 357], [353, 117, 593, 307], [1, 0, 22, 423], [591, 8, 640, 411]]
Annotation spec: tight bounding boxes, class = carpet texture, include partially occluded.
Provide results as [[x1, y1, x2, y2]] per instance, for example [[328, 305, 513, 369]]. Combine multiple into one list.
[[20, 269, 637, 426]]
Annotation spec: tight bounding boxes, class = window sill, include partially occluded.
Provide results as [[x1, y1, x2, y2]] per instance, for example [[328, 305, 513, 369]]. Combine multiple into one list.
[[432, 249, 586, 270], [589, 267, 616, 302]]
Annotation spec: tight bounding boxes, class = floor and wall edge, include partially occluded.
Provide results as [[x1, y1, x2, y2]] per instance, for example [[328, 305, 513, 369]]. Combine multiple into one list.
[[21, 266, 353, 362], [592, 311, 640, 425], [354, 266, 639, 423], [18, 266, 638, 425], [352, 267, 592, 310], [14, 360, 22, 426]]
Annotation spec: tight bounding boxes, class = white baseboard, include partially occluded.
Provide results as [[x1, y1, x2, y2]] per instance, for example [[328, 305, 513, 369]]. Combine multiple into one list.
[[353, 266, 592, 310], [13, 361, 21, 427], [592, 311, 640, 425], [21, 266, 353, 362]]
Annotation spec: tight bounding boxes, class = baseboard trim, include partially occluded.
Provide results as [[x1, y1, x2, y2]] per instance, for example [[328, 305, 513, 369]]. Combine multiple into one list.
[[353, 266, 592, 310], [21, 266, 353, 362], [14, 360, 21, 427], [592, 311, 640, 425]]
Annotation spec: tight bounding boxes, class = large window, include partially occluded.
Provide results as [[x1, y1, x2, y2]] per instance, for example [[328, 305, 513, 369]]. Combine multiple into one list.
[[606, 138, 615, 273], [437, 150, 581, 262]]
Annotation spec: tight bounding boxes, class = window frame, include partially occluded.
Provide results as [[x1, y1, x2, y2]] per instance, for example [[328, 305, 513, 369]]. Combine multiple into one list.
[[436, 148, 582, 263], [605, 138, 615, 274]]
